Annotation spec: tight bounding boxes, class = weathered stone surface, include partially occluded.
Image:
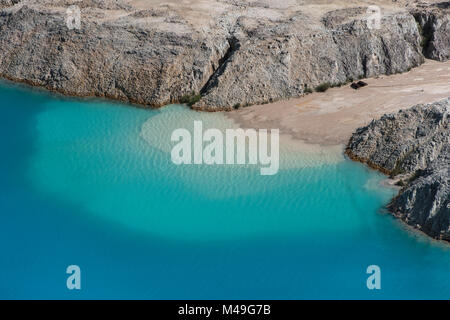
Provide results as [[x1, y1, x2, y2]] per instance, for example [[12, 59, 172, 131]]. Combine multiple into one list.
[[413, 2, 450, 61], [390, 162, 449, 241], [0, 1, 447, 109], [346, 98, 449, 241]]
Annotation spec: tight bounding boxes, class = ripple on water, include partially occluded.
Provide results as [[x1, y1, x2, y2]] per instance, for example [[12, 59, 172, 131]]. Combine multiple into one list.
[[1, 86, 449, 298]]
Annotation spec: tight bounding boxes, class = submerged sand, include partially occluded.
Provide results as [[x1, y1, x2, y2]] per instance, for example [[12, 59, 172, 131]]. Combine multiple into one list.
[[227, 59, 450, 146]]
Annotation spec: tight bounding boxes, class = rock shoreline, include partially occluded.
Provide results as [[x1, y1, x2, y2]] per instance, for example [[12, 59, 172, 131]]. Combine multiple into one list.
[[346, 98, 450, 241], [0, 0, 448, 110]]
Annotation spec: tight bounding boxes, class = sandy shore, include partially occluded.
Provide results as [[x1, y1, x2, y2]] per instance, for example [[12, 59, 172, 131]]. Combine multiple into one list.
[[227, 59, 450, 146]]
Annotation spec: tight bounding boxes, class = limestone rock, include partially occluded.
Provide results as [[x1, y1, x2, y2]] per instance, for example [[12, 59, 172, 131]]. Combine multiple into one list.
[[0, 1, 447, 109], [347, 98, 449, 241]]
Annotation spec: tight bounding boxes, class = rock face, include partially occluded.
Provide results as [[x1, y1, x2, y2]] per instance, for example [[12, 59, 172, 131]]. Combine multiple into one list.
[[196, 9, 424, 110], [413, 2, 450, 61], [346, 98, 449, 241], [0, 0, 20, 8], [0, 0, 229, 107], [0, 0, 447, 110]]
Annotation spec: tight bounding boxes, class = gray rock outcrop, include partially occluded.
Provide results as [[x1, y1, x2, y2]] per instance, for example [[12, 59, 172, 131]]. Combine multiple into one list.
[[346, 98, 450, 241], [413, 1, 450, 61], [0, 0, 447, 110]]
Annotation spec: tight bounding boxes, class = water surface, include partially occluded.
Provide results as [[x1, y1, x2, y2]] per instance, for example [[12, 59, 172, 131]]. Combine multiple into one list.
[[0, 82, 449, 299]]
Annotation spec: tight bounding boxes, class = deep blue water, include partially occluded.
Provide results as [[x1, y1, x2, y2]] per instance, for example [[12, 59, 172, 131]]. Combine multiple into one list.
[[0, 82, 449, 299]]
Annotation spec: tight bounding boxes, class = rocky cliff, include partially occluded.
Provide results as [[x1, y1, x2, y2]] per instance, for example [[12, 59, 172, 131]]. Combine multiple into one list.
[[413, 1, 450, 61], [0, 0, 448, 110], [346, 98, 449, 241]]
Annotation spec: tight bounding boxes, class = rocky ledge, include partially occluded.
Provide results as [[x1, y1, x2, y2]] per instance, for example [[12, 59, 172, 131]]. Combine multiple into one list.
[[346, 98, 449, 241], [0, 0, 448, 110]]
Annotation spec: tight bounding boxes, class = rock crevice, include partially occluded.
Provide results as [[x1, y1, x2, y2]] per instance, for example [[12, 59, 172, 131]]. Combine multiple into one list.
[[413, 2, 450, 61], [346, 98, 450, 241]]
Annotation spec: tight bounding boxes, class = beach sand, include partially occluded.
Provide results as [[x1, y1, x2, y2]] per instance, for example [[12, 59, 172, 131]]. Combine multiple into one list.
[[227, 59, 450, 146]]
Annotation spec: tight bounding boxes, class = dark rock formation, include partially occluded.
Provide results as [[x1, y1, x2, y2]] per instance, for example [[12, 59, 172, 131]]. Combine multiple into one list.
[[351, 81, 368, 89], [346, 98, 449, 241]]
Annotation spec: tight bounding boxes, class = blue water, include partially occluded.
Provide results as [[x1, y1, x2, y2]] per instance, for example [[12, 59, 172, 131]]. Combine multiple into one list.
[[0, 82, 449, 299]]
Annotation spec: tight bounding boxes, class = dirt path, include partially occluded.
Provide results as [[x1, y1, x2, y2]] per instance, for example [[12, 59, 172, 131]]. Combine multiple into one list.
[[227, 59, 450, 146]]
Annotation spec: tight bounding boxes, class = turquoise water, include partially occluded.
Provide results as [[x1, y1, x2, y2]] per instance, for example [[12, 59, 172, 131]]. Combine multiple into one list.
[[0, 82, 449, 299]]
